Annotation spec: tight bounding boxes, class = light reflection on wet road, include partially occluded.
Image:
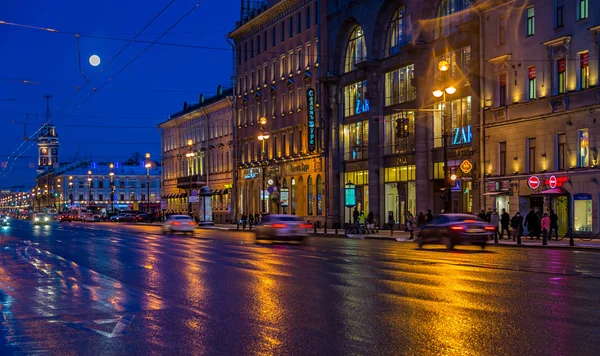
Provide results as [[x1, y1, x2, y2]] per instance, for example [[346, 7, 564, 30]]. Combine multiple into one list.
[[0, 220, 599, 355]]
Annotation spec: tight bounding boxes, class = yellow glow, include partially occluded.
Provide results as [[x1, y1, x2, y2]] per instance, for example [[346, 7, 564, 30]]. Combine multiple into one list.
[[438, 60, 449, 72], [445, 86, 456, 95], [145, 152, 150, 159], [450, 174, 457, 181], [259, 117, 268, 125], [433, 90, 444, 98], [187, 139, 193, 146], [109, 163, 114, 168]]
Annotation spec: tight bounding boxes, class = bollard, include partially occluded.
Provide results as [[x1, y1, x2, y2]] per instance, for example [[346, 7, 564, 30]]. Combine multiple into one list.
[[542, 229, 548, 246], [314, 222, 317, 235], [324, 222, 327, 234], [568, 226, 574, 246]]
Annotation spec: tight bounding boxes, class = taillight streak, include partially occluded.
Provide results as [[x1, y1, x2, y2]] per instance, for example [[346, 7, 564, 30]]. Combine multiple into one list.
[[299, 223, 312, 229], [484, 226, 495, 231], [449, 225, 466, 231], [172, 222, 181, 226], [271, 223, 287, 228]]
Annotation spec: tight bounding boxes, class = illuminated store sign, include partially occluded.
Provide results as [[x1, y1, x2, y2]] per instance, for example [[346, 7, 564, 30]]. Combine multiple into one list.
[[355, 92, 370, 114], [452, 126, 472, 145], [307, 88, 316, 152]]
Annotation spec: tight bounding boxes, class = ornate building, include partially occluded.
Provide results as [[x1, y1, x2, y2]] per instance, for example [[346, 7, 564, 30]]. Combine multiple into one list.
[[160, 86, 235, 223], [229, 0, 325, 224]]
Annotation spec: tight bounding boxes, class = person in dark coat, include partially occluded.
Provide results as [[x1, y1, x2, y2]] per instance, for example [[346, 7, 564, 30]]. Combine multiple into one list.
[[500, 208, 510, 239], [478, 210, 487, 221], [510, 212, 524, 241], [426, 210, 433, 223], [353, 208, 360, 223], [525, 208, 540, 239], [549, 209, 559, 240], [417, 212, 426, 227]]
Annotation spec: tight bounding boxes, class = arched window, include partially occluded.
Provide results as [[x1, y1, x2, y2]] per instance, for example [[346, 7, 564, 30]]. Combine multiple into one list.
[[344, 26, 367, 73], [387, 6, 411, 56], [434, 0, 472, 39], [291, 178, 296, 215], [316, 175, 323, 215], [307, 176, 313, 215]]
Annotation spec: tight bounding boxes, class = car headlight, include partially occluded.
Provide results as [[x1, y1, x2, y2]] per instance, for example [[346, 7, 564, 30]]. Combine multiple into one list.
[[35, 217, 39, 221], [44, 217, 49, 221]]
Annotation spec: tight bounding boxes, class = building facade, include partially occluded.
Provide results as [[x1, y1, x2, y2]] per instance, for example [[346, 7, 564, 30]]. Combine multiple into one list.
[[482, 0, 600, 235], [160, 86, 235, 223], [229, 0, 325, 224], [321, 0, 482, 227]]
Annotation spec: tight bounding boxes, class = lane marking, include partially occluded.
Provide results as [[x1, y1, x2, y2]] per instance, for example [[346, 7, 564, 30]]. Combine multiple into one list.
[[62, 314, 135, 338]]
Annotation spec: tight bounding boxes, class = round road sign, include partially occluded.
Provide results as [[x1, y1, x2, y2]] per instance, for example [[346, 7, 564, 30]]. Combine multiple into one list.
[[548, 175, 557, 189], [528, 176, 540, 189]]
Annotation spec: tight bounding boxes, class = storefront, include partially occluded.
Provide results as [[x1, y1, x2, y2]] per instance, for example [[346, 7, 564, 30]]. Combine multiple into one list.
[[343, 166, 368, 223], [383, 156, 416, 225]]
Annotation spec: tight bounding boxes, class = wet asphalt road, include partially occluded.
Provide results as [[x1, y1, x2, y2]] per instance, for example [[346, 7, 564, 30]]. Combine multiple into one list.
[[0, 220, 599, 355]]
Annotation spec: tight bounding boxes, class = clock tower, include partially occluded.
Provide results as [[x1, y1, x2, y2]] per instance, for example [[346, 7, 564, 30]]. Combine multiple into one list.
[[37, 95, 59, 173]]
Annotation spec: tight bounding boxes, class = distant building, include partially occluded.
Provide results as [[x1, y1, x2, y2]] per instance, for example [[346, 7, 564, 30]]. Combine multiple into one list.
[[160, 86, 235, 223]]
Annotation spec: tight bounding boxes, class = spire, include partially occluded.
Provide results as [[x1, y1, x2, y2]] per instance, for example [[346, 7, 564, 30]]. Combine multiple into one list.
[[44, 94, 52, 124]]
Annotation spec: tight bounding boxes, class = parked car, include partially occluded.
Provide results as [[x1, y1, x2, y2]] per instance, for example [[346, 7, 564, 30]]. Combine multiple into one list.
[[162, 215, 196, 234], [83, 213, 101, 222], [59, 214, 73, 222], [110, 213, 127, 222], [254, 214, 312, 241], [416, 214, 495, 250], [32, 213, 51, 226], [1, 215, 9, 226]]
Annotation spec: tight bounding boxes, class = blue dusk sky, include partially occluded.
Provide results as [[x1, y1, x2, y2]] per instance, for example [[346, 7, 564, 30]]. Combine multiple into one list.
[[0, 0, 238, 188]]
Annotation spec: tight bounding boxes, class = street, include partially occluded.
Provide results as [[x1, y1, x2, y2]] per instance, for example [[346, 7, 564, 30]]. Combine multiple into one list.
[[0, 221, 599, 355]]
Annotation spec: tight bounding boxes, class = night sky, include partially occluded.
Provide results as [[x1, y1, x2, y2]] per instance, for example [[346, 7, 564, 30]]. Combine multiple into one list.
[[0, 0, 238, 188]]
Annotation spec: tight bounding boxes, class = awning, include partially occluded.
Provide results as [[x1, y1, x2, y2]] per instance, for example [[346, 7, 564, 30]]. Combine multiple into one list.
[[538, 188, 570, 195], [483, 192, 505, 196]]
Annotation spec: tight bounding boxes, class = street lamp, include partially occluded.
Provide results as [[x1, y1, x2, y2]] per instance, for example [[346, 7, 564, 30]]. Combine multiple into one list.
[[87, 170, 92, 207], [185, 139, 196, 215], [145, 153, 151, 215], [109, 164, 115, 212], [432, 59, 457, 213], [68, 176, 73, 205], [257, 118, 270, 215]]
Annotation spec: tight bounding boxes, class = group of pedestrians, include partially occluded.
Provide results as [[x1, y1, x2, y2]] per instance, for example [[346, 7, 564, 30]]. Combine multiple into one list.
[[240, 213, 262, 229], [352, 208, 378, 234], [484, 207, 559, 243]]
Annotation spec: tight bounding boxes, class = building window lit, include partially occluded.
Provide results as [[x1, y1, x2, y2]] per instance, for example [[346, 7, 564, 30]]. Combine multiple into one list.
[[498, 16, 505, 45], [557, 57, 566, 94], [316, 175, 323, 215], [499, 74, 507, 106], [527, 137, 536, 173], [436, 46, 471, 86], [387, 6, 410, 56], [556, 5, 564, 27], [434, 0, 471, 38], [433, 96, 472, 147], [574, 194, 592, 232], [528, 66, 536, 100], [307, 175, 313, 215], [499, 142, 506, 176], [344, 80, 369, 116], [578, 129, 589, 167], [343, 120, 369, 160], [557, 133, 566, 171], [580, 52, 589, 89], [526, 7, 535, 36], [344, 170, 369, 213], [385, 64, 415, 106], [578, 0, 588, 20], [383, 112, 415, 155], [344, 26, 367, 73]]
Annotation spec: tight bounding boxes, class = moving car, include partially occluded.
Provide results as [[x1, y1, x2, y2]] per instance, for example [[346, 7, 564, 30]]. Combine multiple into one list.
[[83, 213, 101, 222], [32, 213, 51, 226], [59, 214, 73, 222], [162, 215, 196, 234], [416, 213, 495, 250], [254, 215, 312, 241], [111, 213, 140, 222]]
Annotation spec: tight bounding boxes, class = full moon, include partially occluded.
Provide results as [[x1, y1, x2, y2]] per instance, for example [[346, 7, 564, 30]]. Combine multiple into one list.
[[89, 55, 101, 67]]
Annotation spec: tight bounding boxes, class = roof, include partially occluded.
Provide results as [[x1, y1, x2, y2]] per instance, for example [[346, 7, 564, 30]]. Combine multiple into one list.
[[163, 87, 234, 125]]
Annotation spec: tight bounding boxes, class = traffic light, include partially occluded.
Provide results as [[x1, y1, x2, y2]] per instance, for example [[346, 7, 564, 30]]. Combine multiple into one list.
[[450, 173, 457, 187], [395, 118, 401, 138], [401, 118, 410, 138]]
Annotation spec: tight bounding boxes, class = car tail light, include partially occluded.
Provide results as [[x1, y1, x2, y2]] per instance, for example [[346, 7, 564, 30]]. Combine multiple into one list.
[[271, 223, 287, 228], [172, 222, 181, 226], [463, 220, 477, 223], [484, 226, 495, 231], [449, 225, 466, 231], [188, 222, 196, 226], [299, 223, 312, 229]]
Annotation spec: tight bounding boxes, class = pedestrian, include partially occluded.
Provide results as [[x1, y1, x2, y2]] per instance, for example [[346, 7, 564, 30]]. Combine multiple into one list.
[[525, 208, 539, 239], [426, 209, 433, 223], [478, 210, 487, 221], [358, 211, 366, 234], [366, 211, 374, 233], [500, 208, 510, 239], [490, 208, 500, 240], [242, 213, 247, 230], [541, 213, 550, 244], [549, 209, 559, 240], [388, 211, 395, 236], [417, 212, 426, 227], [407, 212, 416, 240], [353, 208, 359, 223], [486, 208, 492, 223], [254, 213, 260, 224], [249, 213, 254, 228], [510, 212, 523, 242]]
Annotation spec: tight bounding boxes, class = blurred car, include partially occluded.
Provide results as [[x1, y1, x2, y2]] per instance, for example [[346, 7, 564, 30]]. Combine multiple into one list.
[[254, 215, 312, 241], [416, 214, 495, 250], [1, 215, 9, 226], [162, 215, 196, 234], [110, 213, 127, 222], [59, 214, 73, 222], [83, 213, 101, 222], [111, 213, 135, 222], [32, 213, 51, 226]]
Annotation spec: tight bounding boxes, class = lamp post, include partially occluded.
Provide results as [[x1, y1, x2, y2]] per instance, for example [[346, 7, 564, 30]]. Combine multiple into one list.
[[257, 117, 270, 215], [68, 176, 73, 206], [57, 178, 61, 211], [109, 164, 115, 212], [145, 153, 151, 214], [87, 170, 92, 208], [185, 139, 196, 215], [433, 60, 456, 214]]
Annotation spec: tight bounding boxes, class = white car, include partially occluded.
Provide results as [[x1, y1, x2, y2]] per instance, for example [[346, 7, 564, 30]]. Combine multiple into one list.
[[32, 213, 51, 225], [254, 214, 312, 241], [162, 215, 196, 234]]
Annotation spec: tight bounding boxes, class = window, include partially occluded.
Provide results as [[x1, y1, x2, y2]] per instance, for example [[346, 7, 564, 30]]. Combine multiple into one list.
[[141, 194, 145, 201], [574, 194, 592, 232], [280, 55, 287, 77], [89, 194, 94, 202], [282, 134, 287, 157], [435, 0, 472, 38], [526, 7, 535, 36], [288, 90, 293, 112], [578, 0, 588, 20], [78, 181, 84, 189], [120, 194, 125, 201], [558, 57, 566, 94], [499, 74, 507, 106], [384, 112, 415, 154], [433, 96, 472, 147], [580, 52, 589, 89], [298, 129, 303, 152], [289, 16, 293, 38], [272, 27, 276, 47], [281, 21, 285, 42], [316, 175, 323, 215], [343, 120, 369, 160], [344, 80, 369, 117], [296, 47, 302, 71], [557, 133, 566, 171], [385, 64, 415, 105], [578, 129, 590, 167], [305, 6, 310, 29], [271, 96, 276, 117], [273, 136, 278, 158], [307, 176, 313, 215], [436, 46, 471, 85], [387, 6, 411, 56], [271, 59, 277, 81], [556, 5, 564, 27], [528, 66, 536, 100], [498, 16, 505, 45], [236, 45, 241, 64], [499, 142, 507, 175], [78, 194, 84, 201], [528, 138, 536, 173], [297, 87, 303, 110], [264, 31, 267, 51], [243, 43, 247, 62], [344, 27, 366, 73], [257, 35, 261, 54], [250, 40, 254, 59], [297, 12, 301, 34]]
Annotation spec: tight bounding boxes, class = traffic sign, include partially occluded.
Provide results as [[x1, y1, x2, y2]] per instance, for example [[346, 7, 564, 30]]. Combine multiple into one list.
[[528, 176, 540, 189], [548, 175, 557, 189]]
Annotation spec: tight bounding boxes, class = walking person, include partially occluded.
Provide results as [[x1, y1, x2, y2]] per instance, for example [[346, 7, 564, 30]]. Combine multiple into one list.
[[241, 213, 247, 230], [248, 213, 254, 229], [500, 209, 510, 239], [490, 209, 500, 241], [353, 208, 359, 224], [388, 211, 395, 236], [426, 209, 433, 223], [406, 212, 416, 240], [366, 211, 375, 234], [358, 211, 366, 234], [525, 208, 539, 239], [510, 212, 524, 243], [549, 209, 559, 240], [417, 212, 426, 228], [478, 210, 487, 221], [540, 213, 550, 245]]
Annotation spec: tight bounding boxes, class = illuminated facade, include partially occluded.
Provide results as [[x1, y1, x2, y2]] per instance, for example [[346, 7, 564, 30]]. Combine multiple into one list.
[[482, 0, 600, 235], [229, 0, 325, 223]]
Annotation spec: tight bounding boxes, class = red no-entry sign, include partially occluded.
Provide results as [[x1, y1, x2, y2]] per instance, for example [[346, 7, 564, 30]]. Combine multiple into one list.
[[528, 176, 540, 189], [548, 175, 557, 189]]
